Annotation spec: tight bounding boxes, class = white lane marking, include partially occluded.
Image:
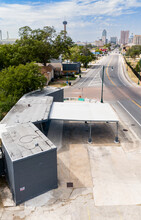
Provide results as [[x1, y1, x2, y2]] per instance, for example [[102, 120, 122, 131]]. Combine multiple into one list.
[[117, 56, 128, 87], [73, 69, 94, 88], [75, 66, 102, 88], [117, 101, 141, 127], [88, 66, 102, 87]]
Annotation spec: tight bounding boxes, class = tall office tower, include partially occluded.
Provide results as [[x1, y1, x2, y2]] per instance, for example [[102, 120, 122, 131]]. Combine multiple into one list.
[[7, 31, 9, 40], [0, 30, 2, 40], [102, 29, 107, 44], [129, 33, 134, 43], [120, 30, 129, 45], [133, 35, 141, 45], [110, 37, 117, 44], [63, 21, 67, 39]]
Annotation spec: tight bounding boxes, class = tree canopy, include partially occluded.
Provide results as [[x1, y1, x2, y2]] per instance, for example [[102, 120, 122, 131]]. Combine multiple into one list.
[[0, 25, 74, 120], [0, 26, 74, 69], [0, 63, 46, 120], [126, 45, 141, 58], [135, 60, 141, 73], [69, 45, 96, 68]]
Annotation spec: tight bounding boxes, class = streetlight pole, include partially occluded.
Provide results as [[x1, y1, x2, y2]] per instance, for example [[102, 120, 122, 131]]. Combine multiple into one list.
[[126, 56, 128, 71], [101, 66, 105, 103], [138, 59, 141, 85]]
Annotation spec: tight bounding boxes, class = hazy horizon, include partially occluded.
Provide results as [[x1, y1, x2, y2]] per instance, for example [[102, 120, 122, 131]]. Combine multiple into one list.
[[0, 0, 141, 42]]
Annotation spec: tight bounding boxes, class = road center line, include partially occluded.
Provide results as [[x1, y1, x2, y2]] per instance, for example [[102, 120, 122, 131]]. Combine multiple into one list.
[[117, 101, 141, 127], [106, 56, 141, 109]]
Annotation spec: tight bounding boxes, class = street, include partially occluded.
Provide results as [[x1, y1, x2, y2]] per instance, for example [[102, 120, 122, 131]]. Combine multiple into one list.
[[1, 53, 141, 220], [65, 52, 141, 138]]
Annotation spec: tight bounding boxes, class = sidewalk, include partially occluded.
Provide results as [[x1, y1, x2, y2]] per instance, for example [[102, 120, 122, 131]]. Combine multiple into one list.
[[121, 55, 140, 87]]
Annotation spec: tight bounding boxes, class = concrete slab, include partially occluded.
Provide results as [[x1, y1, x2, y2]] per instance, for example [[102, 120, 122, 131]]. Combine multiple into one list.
[[70, 144, 93, 188], [88, 146, 141, 206], [0, 183, 15, 207], [1, 119, 141, 220]]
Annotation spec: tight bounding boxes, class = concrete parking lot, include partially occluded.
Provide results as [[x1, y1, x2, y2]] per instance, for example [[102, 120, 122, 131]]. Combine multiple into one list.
[[1, 118, 141, 219]]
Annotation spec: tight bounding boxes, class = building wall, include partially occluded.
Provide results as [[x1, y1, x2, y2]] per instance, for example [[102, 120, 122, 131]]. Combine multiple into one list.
[[2, 144, 15, 200], [94, 40, 104, 47], [120, 31, 129, 45], [110, 37, 117, 44], [47, 89, 64, 102], [13, 149, 57, 205], [133, 35, 141, 45]]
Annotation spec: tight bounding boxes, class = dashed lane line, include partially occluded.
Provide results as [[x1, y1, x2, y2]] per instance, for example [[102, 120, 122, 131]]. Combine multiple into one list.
[[117, 101, 141, 127], [106, 56, 141, 109]]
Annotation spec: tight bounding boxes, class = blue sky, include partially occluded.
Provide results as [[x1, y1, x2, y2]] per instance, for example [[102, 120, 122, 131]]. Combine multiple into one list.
[[0, 0, 141, 42]]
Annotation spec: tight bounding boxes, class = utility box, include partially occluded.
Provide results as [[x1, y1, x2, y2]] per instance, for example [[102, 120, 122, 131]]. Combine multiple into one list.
[[1, 123, 57, 205]]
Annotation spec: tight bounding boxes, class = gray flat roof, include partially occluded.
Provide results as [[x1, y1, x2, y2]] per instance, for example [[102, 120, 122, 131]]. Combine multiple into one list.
[[24, 86, 62, 98], [2, 123, 56, 161], [49, 102, 119, 122], [1, 95, 53, 126]]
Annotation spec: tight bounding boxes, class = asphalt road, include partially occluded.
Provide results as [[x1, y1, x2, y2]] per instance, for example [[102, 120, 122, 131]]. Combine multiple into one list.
[[65, 52, 141, 138], [103, 52, 141, 138]]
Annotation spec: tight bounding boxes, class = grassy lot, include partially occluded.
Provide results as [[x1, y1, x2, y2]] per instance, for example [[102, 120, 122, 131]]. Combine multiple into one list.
[[125, 58, 140, 85], [48, 75, 77, 87]]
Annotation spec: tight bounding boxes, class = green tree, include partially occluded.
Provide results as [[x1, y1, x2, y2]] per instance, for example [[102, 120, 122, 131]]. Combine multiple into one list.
[[69, 45, 96, 68], [135, 60, 141, 72], [79, 46, 95, 68], [17, 27, 74, 66], [104, 43, 111, 50], [52, 30, 74, 60], [0, 63, 46, 120], [69, 45, 81, 62], [126, 45, 141, 58], [0, 26, 74, 69], [16, 26, 56, 66]]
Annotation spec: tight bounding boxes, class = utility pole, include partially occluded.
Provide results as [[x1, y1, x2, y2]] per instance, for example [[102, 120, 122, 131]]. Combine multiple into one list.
[[101, 65, 113, 103], [138, 59, 141, 85], [101, 66, 105, 103]]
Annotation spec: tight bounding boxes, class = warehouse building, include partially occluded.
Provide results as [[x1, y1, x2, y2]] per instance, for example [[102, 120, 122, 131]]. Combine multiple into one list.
[[0, 87, 63, 205], [2, 123, 57, 205], [0, 86, 119, 205]]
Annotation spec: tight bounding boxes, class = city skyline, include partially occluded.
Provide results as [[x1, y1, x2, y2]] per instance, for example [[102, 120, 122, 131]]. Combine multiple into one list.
[[0, 0, 141, 41]]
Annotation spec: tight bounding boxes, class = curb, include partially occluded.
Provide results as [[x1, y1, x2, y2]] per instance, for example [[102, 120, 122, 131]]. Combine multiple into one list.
[[121, 55, 140, 88]]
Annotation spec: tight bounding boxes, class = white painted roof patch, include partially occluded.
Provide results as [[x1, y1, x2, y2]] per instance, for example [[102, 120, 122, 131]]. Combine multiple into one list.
[[49, 102, 118, 122]]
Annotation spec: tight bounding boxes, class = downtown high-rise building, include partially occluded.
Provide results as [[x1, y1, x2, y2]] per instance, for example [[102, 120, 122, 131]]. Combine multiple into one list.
[[129, 33, 134, 44], [133, 35, 141, 45], [120, 31, 129, 45], [102, 29, 107, 44], [110, 37, 117, 44]]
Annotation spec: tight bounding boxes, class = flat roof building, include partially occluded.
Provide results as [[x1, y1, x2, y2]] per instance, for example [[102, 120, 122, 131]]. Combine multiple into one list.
[[0, 87, 64, 205], [2, 123, 57, 205], [120, 31, 129, 45], [110, 37, 117, 44], [133, 35, 141, 45]]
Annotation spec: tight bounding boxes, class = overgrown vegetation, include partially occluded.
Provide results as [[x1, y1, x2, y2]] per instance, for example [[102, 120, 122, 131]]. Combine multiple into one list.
[[126, 45, 141, 59], [0, 63, 46, 120], [126, 45, 141, 75], [68, 45, 96, 68], [0, 26, 73, 120], [0, 26, 96, 120]]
